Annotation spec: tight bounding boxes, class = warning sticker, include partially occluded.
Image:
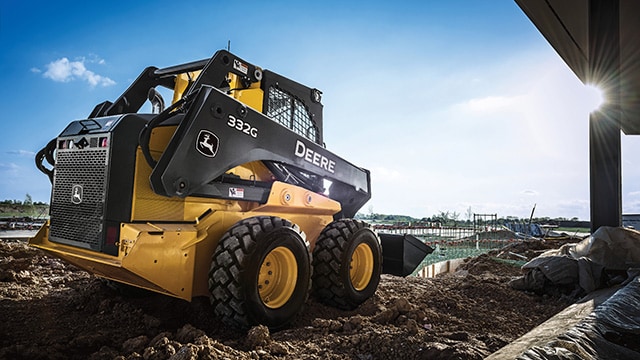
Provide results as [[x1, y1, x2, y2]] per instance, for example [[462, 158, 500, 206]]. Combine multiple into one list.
[[229, 187, 245, 198], [233, 59, 248, 75]]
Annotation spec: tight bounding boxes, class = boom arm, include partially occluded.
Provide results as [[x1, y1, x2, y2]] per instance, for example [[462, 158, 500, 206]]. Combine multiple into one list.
[[89, 50, 262, 119], [149, 85, 371, 218]]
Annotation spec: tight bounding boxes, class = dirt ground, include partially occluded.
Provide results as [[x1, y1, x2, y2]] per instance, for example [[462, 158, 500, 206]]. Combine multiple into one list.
[[0, 237, 579, 360]]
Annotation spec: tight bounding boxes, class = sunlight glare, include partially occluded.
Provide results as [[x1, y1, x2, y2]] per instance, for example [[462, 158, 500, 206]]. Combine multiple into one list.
[[584, 84, 605, 112]]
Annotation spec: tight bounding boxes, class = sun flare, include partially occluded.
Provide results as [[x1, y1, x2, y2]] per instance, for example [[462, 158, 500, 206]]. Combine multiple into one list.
[[584, 84, 605, 112]]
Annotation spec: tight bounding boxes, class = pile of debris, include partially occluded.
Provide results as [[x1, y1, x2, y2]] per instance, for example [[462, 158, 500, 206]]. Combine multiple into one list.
[[0, 235, 580, 360]]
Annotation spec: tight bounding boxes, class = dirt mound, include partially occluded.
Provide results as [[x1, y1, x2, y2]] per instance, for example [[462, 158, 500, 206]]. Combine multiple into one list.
[[0, 238, 573, 360]]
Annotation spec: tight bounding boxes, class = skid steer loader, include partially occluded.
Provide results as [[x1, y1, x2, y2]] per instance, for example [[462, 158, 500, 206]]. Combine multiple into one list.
[[31, 50, 431, 329]]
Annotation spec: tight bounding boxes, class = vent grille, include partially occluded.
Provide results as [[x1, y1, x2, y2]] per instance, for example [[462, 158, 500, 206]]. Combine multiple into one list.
[[267, 86, 318, 143], [49, 145, 109, 250]]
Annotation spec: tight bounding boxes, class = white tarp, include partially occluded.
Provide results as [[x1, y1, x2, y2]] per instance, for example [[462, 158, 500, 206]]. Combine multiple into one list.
[[508, 227, 640, 359], [511, 226, 640, 295]]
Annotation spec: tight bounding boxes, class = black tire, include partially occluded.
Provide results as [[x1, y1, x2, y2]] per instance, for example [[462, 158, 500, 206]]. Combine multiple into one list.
[[312, 219, 382, 309], [208, 216, 311, 330]]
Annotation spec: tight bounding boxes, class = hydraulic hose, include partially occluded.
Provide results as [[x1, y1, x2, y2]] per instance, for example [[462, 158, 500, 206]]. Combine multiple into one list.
[[35, 138, 57, 183], [263, 161, 325, 194]]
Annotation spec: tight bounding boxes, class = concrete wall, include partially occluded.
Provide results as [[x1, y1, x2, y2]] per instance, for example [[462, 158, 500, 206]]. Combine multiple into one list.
[[415, 258, 466, 278]]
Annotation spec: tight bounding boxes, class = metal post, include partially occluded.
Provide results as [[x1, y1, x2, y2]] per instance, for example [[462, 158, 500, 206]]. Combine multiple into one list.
[[588, 0, 622, 232]]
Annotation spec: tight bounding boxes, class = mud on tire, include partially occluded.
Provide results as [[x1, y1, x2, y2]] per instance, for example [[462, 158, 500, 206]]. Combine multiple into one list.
[[312, 219, 382, 309], [208, 216, 311, 330]]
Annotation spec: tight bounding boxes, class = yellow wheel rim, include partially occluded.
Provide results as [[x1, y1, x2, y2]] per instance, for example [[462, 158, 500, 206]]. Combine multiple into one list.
[[258, 246, 298, 309], [350, 243, 374, 291]]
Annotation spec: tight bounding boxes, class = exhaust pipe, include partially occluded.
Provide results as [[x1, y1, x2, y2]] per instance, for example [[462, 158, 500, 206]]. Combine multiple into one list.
[[148, 87, 165, 114]]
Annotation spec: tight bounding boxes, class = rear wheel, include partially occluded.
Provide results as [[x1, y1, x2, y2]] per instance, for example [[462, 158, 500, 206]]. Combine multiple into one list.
[[208, 216, 311, 330], [312, 219, 382, 309]]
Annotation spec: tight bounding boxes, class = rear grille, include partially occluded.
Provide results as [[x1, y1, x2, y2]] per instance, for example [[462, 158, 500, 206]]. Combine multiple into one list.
[[49, 142, 109, 250]]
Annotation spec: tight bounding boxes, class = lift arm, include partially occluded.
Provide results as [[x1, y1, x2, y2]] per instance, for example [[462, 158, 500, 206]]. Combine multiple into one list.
[[148, 85, 371, 218]]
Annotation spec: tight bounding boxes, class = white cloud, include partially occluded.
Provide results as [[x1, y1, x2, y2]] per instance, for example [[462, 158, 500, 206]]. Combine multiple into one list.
[[0, 162, 19, 173], [30, 67, 41, 73], [42, 57, 115, 87], [7, 150, 35, 156]]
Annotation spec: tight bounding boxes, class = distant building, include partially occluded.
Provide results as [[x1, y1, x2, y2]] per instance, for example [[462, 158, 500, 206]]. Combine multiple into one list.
[[622, 214, 640, 229]]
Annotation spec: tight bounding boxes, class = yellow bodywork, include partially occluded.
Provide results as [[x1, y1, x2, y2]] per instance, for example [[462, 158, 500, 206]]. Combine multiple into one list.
[[172, 71, 263, 113], [30, 68, 342, 301], [30, 180, 340, 300]]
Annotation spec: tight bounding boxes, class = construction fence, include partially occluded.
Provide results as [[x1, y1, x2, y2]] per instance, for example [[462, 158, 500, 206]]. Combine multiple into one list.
[[373, 223, 529, 276]]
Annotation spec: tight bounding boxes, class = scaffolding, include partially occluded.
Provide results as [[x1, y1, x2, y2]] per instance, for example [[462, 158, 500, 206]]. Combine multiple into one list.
[[473, 213, 498, 233]]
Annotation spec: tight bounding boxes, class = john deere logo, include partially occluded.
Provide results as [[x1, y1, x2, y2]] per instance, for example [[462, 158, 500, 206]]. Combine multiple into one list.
[[196, 130, 219, 158], [71, 185, 83, 204]]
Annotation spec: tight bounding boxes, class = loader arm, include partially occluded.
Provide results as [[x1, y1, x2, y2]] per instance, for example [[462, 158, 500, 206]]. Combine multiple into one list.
[[89, 50, 261, 118], [149, 85, 371, 219]]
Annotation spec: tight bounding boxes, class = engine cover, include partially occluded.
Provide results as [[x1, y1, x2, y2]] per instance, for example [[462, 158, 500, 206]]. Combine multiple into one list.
[[49, 114, 149, 255]]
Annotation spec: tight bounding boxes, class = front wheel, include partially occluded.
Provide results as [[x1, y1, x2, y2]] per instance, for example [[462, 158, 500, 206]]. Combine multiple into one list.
[[208, 216, 311, 330], [312, 219, 382, 309]]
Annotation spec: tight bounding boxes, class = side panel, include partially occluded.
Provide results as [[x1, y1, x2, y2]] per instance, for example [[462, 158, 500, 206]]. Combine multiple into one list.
[[120, 223, 198, 298]]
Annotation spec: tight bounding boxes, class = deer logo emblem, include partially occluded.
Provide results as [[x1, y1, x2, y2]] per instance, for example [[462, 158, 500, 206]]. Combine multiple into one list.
[[196, 130, 219, 158], [71, 185, 83, 204]]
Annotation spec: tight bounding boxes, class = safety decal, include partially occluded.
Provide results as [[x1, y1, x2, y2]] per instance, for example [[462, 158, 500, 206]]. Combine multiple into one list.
[[233, 59, 248, 75], [229, 187, 245, 198], [196, 130, 220, 158]]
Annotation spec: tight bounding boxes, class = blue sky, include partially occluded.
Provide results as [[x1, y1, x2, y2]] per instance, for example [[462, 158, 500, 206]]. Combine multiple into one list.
[[2, 0, 639, 220]]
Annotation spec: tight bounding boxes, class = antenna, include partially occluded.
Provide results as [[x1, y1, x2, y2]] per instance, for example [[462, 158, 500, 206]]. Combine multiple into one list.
[[227, 40, 231, 52]]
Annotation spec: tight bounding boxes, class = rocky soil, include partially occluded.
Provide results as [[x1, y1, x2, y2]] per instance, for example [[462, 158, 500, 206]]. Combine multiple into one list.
[[0, 237, 578, 360]]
